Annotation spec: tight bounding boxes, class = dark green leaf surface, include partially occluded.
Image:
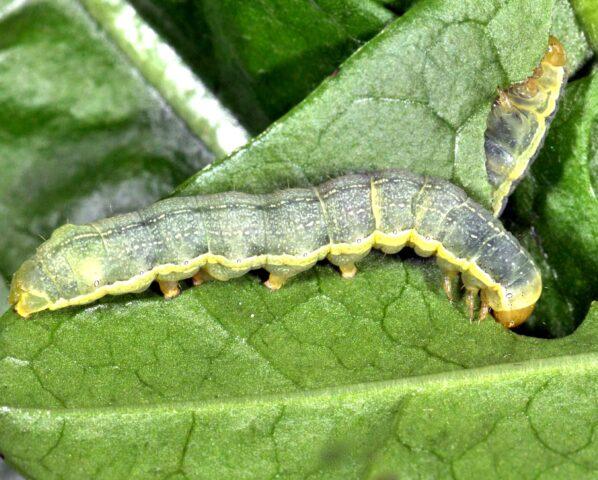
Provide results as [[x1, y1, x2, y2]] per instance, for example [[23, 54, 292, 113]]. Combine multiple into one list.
[[77, 0, 249, 157], [0, 0, 214, 287], [510, 72, 598, 337], [571, 0, 598, 52], [0, 277, 8, 316], [131, 0, 590, 136], [130, 0, 395, 133], [176, 0, 581, 213], [1, 258, 597, 478], [513, 229, 579, 337], [551, 0, 595, 68]]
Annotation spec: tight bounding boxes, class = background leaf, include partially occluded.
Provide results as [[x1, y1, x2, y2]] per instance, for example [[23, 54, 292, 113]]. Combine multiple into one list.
[[78, 0, 249, 157], [129, 0, 395, 133], [0, 277, 8, 316], [550, 0, 595, 66], [130, 0, 592, 135], [570, 0, 598, 52], [175, 0, 586, 213]]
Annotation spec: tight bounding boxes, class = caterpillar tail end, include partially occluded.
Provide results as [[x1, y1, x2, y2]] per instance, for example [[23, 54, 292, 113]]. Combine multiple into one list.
[[9, 289, 36, 318], [11, 295, 35, 318], [493, 304, 535, 328]]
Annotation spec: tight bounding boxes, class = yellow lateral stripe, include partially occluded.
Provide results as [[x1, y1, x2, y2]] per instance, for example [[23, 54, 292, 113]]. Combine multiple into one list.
[[44, 229, 513, 312]]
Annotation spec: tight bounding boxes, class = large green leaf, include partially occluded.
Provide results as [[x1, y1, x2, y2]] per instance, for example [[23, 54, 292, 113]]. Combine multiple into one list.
[[175, 0, 586, 212], [570, 0, 598, 52], [1, 259, 597, 478], [1, 0, 597, 477], [77, 0, 249, 157], [0, 0, 245, 293], [0, 277, 8, 315], [551, 0, 596, 66], [509, 71, 598, 337], [131, 0, 592, 135], [129, 0, 395, 133]]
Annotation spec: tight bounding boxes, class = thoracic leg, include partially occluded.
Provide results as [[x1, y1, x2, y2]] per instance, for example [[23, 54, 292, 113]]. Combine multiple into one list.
[[479, 290, 490, 322], [159, 280, 181, 299], [497, 89, 513, 110], [464, 287, 479, 322], [339, 263, 357, 279], [441, 271, 459, 302]]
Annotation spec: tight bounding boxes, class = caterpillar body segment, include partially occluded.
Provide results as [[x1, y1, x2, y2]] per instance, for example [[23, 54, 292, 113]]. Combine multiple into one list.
[[486, 36, 567, 216], [9, 170, 541, 327]]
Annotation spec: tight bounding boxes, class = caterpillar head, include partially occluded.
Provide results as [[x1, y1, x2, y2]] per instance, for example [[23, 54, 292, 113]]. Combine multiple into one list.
[[545, 36, 566, 67], [8, 223, 105, 318], [9, 259, 52, 318]]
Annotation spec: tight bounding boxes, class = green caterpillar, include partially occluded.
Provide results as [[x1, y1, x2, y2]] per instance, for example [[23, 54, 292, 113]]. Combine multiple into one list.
[[486, 36, 567, 216], [10, 170, 541, 327]]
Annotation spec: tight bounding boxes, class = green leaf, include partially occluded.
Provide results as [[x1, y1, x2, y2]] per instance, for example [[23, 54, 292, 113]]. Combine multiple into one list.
[[0, 0, 234, 287], [130, 0, 395, 133], [130, 0, 592, 135], [176, 0, 573, 213], [0, 276, 8, 316], [570, 0, 598, 52], [510, 71, 598, 337], [1, 260, 597, 478], [550, 0, 595, 69], [512, 229, 579, 337], [77, 0, 249, 157], [366, 0, 593, 75]]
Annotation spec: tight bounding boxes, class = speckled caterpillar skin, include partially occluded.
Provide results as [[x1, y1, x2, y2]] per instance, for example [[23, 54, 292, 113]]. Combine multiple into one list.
[[10, 170, 541, 326], [485, 36, 567, 216]]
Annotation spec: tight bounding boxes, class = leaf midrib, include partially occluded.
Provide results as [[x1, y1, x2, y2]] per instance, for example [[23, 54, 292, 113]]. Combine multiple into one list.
[[3, 352, 596, 415], [75, 0, 249, 157]]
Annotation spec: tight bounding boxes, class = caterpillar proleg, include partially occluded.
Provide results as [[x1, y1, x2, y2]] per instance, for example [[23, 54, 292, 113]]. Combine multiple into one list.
[[9, 170, 541, 327]]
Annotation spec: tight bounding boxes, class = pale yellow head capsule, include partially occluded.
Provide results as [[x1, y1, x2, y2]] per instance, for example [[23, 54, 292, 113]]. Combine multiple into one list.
[[545, 36, 566, 67]]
